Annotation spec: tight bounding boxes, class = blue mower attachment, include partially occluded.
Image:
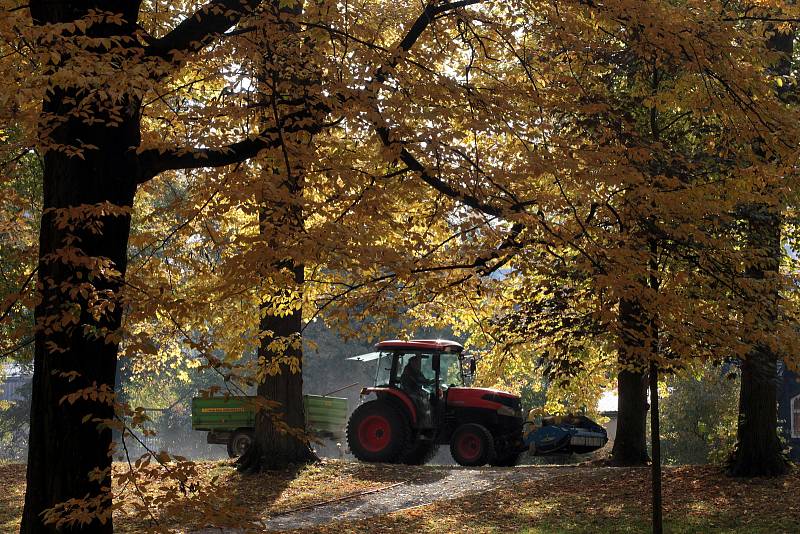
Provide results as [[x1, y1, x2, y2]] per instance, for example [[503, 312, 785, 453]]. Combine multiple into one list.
[[523, 414, 608, 456]]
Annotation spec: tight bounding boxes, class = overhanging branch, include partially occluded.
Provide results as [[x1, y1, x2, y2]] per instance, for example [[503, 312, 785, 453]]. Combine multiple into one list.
[[136, 110, 322, 182], [145, 0, 265, 63], [373, 123, 529, 219], [137, 132, 278, 183]]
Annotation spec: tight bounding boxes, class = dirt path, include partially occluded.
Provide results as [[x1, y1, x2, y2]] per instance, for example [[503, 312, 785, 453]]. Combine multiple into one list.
[[262, 465, 578, 532]]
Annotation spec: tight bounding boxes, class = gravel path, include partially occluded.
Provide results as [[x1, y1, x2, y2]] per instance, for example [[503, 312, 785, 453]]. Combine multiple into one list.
[[263, 465, 577, 532]]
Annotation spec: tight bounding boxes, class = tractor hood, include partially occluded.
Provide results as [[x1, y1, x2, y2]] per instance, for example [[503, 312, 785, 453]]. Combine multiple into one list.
[[449, 387, 519, 399], [446, 387, 522, 415]]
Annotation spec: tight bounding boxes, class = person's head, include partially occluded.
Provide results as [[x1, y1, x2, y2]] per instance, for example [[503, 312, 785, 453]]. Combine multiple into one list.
[[408, 355, 422, 370]]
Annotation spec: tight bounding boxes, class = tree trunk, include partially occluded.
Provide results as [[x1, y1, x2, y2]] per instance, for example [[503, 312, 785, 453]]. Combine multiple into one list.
[[235, 0, 318, 472], [611, 367, 650, 465], [22, 4, 142, 531], [22, 168, 134, 533], [237, 263, 316, 472], [730, 28, 792, 478], [237, 165, 316, 471], [731, 346, 786, 476], [611, 297, 650, 466], [730, 207, 786, 476], [649, 362, 662, 534], [646, 237, 662, 534]]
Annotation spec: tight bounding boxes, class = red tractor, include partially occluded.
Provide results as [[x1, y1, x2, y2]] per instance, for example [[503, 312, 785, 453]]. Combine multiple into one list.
[[346, 339, 524, 466]]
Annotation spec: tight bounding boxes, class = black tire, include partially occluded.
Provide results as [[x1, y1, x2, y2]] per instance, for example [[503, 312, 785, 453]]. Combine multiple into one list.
[[450, 423, 496, 467], [400, 440, 438, 465], [347, 400, 411, 463], [227, 429, 254, 458]]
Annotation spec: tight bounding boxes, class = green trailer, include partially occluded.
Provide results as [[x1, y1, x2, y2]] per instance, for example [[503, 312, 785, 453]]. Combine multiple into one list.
[[192, 395, 349, 457]]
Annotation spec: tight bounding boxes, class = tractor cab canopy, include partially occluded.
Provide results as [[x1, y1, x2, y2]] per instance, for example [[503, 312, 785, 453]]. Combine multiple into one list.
[[348, 339, 474, 388], [374, 339, 463, 353]]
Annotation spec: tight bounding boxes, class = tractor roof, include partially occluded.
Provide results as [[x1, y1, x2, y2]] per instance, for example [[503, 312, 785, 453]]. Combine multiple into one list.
[[373, 339, 464, 352]]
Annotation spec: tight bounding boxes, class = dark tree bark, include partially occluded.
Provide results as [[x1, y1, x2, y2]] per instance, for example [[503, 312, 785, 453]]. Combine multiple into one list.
[[649, 362, 662, 534], [22, 3, 143, 532], [238, 156, 316, 473], [237, 263, 316, 472], [730, 206, 787, 477], [235, 143, 317, 472], [611, 367, 650, 465], [731, 344, 786, 476], [648, 239, 662, 534], [235, 0, 318, 472], [610, 297, 650, 466], [22, 120, 136, 534], [729, 28, 792, 478], [22, 0, 275, 530]]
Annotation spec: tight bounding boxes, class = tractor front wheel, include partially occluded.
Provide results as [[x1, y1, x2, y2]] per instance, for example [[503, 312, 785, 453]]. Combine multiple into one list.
[[450, 423, 496, 467], [347, 400, 410, 463]]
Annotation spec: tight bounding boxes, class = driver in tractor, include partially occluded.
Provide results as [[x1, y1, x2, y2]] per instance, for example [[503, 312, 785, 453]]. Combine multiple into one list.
[[399, 354, 434, 426]]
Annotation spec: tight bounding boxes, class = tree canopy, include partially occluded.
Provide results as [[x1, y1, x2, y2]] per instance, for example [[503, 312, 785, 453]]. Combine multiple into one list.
[[2, 0, 800, 531]]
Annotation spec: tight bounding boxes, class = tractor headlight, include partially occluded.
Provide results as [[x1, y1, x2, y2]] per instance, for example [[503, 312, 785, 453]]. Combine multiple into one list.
[[496, 405, 516, 417]]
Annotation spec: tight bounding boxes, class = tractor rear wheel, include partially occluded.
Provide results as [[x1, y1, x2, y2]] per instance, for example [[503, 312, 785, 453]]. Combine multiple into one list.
[[450, 423, 496, 466], [347, 400, 410, 463]]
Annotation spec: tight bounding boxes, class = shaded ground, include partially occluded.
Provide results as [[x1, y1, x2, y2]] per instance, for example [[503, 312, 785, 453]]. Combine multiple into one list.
[[294, 465, 800, 534], [264, 465, 576, 531], [2, 460, 798, 533], [0, 459, 426, 532], [0, 463, 26, 532]]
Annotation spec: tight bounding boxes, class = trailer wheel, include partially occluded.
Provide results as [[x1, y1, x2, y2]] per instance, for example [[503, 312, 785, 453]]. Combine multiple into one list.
[[450, 423, 496, 467], [227, 430, 254, 458], [347, 400, 411, 463]]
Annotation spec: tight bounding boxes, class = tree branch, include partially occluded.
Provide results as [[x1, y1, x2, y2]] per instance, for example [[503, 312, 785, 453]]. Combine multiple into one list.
[[137, 133, 278, 183], [397, 0, 483, 53], [371, 0, 483, 87], [0, 266, 38, 325], [136, 109, 321, 182], [373, 123, 531, 219], [0, 337, 34, 359], [139, 0, 482, 180], [144, 0, 264, 63]]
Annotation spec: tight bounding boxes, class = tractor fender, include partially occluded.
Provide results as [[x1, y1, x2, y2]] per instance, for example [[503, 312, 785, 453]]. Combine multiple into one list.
[[361, 387, 417, 425]]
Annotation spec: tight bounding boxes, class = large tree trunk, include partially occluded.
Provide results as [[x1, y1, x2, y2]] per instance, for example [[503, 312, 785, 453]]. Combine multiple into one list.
[[21, 3, 142, 532], [730, 206, 787, 477], [237, 150, 316, 473], [236, 0, 317, 472], [239, 173, 316, 472], [611, 368, 649, 465], [611, 297, 650, 466], [730, 28, 792, 478], [237, 262, 316, 472], [731, 347, 785, 476]]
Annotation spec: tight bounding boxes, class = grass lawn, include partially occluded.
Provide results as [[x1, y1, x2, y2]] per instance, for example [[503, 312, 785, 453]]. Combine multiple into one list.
[[1, 461, 798, 533]]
